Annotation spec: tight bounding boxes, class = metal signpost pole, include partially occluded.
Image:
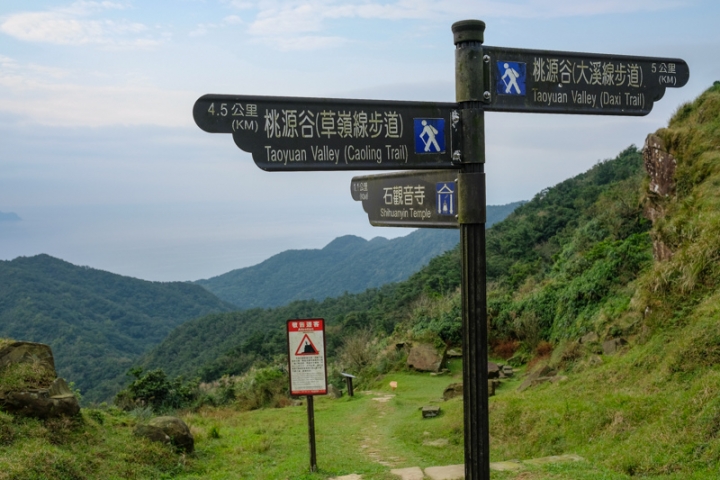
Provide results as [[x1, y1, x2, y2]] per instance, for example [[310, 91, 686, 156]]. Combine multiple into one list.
[[307, 395, 318, 472], [453, 20, 490, 480]]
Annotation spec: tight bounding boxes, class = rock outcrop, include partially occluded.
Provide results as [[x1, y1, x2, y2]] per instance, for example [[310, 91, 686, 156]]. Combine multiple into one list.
[[643, 134, 677, 261], [406, 343, 445, 373], [135, 416, 194, 453], [0, 341, 80, 419]]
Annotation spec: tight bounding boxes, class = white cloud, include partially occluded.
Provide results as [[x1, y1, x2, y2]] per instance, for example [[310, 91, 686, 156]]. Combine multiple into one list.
[[0, 2, 162, 49], [189, 15, 244, 37], [0, 56, 190, 127], [240, 0, 686, 50]]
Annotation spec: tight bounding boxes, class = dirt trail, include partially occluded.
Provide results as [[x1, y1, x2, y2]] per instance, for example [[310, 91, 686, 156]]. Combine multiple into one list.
[[357, 392, 405, 468]]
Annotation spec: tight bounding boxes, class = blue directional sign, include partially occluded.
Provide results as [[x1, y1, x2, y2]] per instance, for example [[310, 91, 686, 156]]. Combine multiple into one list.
[[496, 61, 526, 95], [193, 95, 459, 171], [414, 118, 446, 154], [484, 46, 689, 115]]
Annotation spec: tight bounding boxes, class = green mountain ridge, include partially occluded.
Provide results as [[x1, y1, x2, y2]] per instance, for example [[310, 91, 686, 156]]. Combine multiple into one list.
[[0, 254, 235, 402], [0, 211, 21, 222], [196, 202, 522, 309], [0, 203, 520, 402], [141, 146, 646, 383]]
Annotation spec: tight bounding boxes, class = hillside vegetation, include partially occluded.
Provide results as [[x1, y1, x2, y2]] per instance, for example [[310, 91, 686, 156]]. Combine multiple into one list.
[[0, 255, 234, 402], [142, 145, 647, 385], [2, 85, 719, 479], [135, 85, 720, 477], [196, 202, 521, 309]]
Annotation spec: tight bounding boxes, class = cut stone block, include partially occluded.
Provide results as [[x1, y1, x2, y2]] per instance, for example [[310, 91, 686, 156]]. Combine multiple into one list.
[[390, 466, 424, 480]]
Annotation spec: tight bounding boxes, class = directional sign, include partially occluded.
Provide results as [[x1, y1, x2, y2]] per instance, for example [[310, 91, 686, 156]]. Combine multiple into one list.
[[193, 95, 459, 171], [351, 170, 459, 228], [287, 319, 327, 396], [483, 46, 689, 115]]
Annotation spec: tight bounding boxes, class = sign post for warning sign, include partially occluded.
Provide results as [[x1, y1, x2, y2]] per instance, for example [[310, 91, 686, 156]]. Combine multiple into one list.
[[287, 319, 327, 472]]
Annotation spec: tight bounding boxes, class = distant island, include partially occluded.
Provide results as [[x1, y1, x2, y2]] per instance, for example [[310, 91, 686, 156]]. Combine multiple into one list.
[[0, 211, 21, 222]]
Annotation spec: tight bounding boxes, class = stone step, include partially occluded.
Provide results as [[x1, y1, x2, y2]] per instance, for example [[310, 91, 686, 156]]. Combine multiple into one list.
[[385, 454, 584, 479], [334, 453, 585, 479]]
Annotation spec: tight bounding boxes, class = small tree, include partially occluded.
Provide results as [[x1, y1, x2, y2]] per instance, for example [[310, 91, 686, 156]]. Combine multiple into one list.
[[115, 367, 199, 412]]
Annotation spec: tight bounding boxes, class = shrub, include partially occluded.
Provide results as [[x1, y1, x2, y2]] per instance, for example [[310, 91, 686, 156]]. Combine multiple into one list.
[[115, 367, 200, 413]]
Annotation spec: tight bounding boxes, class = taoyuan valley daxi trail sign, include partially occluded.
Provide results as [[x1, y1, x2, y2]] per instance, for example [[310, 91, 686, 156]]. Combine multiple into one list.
[[193, 18, 688, 480], [482, 46, 689, 115]]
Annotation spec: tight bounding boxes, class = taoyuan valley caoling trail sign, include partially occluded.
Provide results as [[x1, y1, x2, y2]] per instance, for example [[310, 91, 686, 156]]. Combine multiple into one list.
[[193, 19, 688, 480]]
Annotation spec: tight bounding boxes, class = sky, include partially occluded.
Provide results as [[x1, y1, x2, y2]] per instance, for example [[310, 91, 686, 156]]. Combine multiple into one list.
[[0, 0, 718, 282]]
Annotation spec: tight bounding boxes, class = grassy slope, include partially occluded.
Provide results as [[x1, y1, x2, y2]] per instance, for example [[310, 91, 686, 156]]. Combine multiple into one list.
[[487, 84, 720, 478]]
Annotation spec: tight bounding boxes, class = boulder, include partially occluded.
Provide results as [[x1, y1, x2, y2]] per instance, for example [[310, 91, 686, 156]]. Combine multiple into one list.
[[446, 348, 462, 358], [134, 424, 171, 445], [1, 378, 80, 419], [140, 416, 194, 453], [603, 338, 628, 355], [421, 406, 441, 418], [487, 361, 501, 379], [326, 384, 343, 399], [407, 343, 445, 373], [0, 341, 56, 375], [0, 341, 79, 419], [443, 382, 463, 401], [501, 365, 514, 377], [517, 365, 557, 392], [580, 332, 599, 344]]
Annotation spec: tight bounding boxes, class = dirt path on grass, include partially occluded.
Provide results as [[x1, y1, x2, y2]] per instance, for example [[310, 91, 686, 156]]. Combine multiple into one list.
[[357, 392, 406, 468]]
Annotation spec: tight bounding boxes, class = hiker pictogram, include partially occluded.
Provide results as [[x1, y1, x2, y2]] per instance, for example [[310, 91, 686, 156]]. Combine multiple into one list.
[[497, 61, 526, 95], [414, 118, 446, 154], [295, 334, 320, 356]]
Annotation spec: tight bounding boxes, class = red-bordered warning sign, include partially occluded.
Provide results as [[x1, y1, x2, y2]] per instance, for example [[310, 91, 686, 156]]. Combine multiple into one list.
[[287, 319, 327, 396]]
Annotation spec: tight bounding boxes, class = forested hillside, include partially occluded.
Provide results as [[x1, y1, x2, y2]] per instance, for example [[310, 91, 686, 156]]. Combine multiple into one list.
[[142, 147, 645, 382], [137, 86, 720, 477], [0, 255, 234, 402], [196, 202, 521, 309]]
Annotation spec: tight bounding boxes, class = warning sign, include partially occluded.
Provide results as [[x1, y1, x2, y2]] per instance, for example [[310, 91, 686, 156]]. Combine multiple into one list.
[[287, 319, 327, 396], [295, 334, 320, 356]]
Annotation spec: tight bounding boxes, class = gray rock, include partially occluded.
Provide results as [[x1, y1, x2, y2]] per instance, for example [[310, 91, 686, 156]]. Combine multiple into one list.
[[517, 365, 557, 392], [407, 343, 445, 373], [146, 416, 194, 453], [487, 361, 500, 379], [501, 365, 514, 377], [588, 355, 603, 367], [1, 378, 80, 419], [0, 341, 79, 419], [0, 341, 56, 376], [326, 384, 343, 399], [134, 424, 171, 445], [602, 338, 628, 355], [421, 406, 441, 418], [580, 332, 599, 344], [443, 383, 463, 401], [446, 348, 462, 358]]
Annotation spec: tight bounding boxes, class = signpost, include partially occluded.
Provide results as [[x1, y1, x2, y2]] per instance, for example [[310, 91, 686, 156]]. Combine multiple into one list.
[[482, 46, 689, 115], [194, 19, 688, 480], [193, 95, 459, 171], [351, 170, 459, 228], [287, 318, 328, 472]]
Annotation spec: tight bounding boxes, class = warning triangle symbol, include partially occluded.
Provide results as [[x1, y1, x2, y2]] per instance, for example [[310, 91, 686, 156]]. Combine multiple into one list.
[[295, 334, 320, 356]]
